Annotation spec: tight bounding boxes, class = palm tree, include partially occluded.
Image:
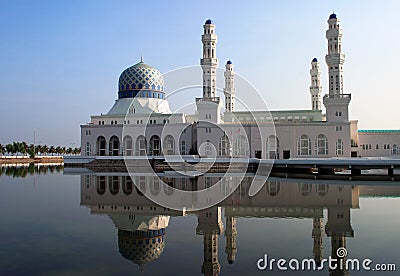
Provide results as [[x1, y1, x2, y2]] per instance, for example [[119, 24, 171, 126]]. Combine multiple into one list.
[[49, 146, 55, 156], [6, 144, 14, 155], [42, 145, 49, 155]]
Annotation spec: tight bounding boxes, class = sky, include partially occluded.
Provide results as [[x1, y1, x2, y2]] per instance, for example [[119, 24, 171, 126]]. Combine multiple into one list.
[[1, 0, 399, 146]]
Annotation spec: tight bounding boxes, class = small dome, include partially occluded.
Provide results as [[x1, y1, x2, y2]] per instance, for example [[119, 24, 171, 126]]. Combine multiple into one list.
[[118, 61, 164, 99], [312, 58, 318, 62], [226, 60, 233, 65], [205, 19, 213, 25], [228, 260, 234, 265], [329, 13, 337, 19]]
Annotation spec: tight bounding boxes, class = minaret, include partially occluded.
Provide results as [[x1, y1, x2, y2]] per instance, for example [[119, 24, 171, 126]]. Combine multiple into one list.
[[326, 13, 344, 96], [196, 207, 224, 276], [225, 215, 237, 264], [312, 215, 324, 265], [325, 207, 353, 276], [323, 13, 351, 123], [201, 19, 218, 99], [309, 58, 322, 110], [224, 60, 236, 112], [196, 19, 222, 126]]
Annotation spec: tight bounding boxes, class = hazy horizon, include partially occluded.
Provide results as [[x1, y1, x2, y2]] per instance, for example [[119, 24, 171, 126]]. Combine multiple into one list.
[[1, 1, 399, 146]]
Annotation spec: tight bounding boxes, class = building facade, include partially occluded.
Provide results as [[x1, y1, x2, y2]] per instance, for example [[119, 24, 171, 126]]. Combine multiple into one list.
[[81, 14, 399, 159]]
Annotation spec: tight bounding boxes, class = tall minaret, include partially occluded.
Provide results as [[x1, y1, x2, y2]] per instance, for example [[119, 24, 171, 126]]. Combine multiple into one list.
[[201, 19, 218, 99], [196, 207, 224, 276], [224, 60, 236, 112], [309, 58, 322, 110], [196, 19, 222, 126], [323, 13, 351, 123], [312, 215, 324, 265], [326, 13, 344, 96], [225, 215, 237, 264]]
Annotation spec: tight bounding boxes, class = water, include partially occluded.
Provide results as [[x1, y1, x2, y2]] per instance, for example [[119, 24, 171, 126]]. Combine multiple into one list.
[[0, 166, 399, 275]]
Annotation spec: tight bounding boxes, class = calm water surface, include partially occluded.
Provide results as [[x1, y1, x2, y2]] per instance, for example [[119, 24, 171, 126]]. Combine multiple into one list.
[[0, 166, 399, 275]]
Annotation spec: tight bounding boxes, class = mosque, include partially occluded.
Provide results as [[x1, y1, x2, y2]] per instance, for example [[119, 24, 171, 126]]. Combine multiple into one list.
[[78, 172, 400, 275], [80, 13, 400, 159]]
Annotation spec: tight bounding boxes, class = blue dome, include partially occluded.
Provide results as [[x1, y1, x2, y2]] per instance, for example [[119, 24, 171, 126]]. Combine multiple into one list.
[[205, 19, 213, 24], [329, 13, 337, 19], [118, 61, 165, 100], [226, 60, 233, 65], [312, 58, 318, 62]]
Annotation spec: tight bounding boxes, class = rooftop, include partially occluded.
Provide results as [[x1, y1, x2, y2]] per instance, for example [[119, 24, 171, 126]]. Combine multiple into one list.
[[358, 130, 400, 133]]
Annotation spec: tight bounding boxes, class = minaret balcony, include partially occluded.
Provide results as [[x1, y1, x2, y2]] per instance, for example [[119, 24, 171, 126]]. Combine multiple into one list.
[[201, 58, 218, 66], [323, 93, 351, 105], [196, 97, 220, 104]]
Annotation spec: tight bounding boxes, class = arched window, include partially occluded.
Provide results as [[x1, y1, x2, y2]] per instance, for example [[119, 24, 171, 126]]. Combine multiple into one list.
[[109, 176, 119, 195], [298, 135, 312, 156], [267, 135, 279, 159], [315, 134, 328, 155], [218, 134, 230, 157], [109, 136, 120, 156], [149, 135, 161, 156], [233, 135, 249, 157], [96, 176, 106, 195], [267, 181, 280, 197], [204, 140, 212, 156], [317, 184, 329, 197], [122, 176, 133, 195], [123, 136, 133, 156], [299, 183, 312, 196], [96, 136, 106, 156], [135, 136, 147, 156], [180, 140, 187, 155], [150, 176, 161, 195], [163, 135, 175, 155], [85, 142, 91, 156], [336, 139, 343, 156], [393, 144, 398, 155]]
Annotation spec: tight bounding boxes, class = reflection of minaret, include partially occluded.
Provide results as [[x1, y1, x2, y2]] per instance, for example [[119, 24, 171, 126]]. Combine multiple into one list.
[[312, 214, 324, 265], [196, 207, 224, 276], [225, 215, 237, 264], [325, 207, 353, 276]]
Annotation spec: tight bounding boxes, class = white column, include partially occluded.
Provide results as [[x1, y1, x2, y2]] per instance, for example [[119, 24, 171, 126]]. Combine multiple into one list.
[[201, 19, 218, 99], [310, 58, 322, 110], [224, 60, 236, 111], [325, 13, 345, 96]]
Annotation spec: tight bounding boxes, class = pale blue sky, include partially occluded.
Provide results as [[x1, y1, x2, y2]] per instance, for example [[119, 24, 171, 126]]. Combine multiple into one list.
[[1, 1, 399, 146]]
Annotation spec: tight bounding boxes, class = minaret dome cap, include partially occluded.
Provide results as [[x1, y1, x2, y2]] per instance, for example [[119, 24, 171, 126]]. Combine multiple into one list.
[[226, 60, 233, 65], [329, 13, 337, 19], [205, 19, 213, 24], [312, 58, 318, 62]]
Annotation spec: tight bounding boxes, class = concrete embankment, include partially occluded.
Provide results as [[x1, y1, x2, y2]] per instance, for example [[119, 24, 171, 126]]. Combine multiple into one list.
[[0, 156, 64, 164]]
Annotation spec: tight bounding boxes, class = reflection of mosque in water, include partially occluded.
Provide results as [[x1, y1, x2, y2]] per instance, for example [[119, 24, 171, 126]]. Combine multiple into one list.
[[80, 174, 400, 275]]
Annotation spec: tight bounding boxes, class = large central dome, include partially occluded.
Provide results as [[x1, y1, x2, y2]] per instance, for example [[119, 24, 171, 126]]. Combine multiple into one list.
[[118, 61, 165, 99]]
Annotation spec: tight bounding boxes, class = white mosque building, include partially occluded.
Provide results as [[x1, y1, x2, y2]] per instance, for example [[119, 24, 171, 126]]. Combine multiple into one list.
[[80, 13, 400, 159]]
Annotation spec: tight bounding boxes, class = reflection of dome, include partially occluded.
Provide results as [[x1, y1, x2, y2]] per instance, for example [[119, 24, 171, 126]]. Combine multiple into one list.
[[118, 229, 166, 267], [118, 61, 165, 99]]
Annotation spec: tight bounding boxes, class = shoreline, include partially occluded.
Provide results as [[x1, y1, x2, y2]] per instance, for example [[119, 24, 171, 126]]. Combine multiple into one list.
[[0, 156, 64, 165]]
